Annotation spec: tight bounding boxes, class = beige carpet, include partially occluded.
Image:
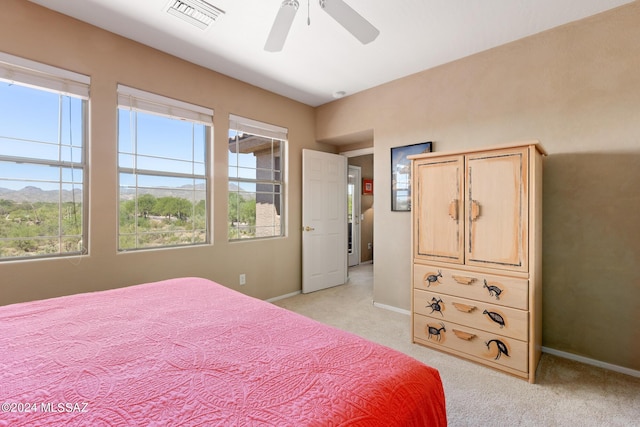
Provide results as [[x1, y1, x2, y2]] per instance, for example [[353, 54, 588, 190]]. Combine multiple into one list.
[[273, 264, 640, 426]]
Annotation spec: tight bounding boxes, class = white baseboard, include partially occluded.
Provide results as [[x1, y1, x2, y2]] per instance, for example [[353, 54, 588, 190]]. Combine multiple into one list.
[[266, 291, 301, 303], [542, 346, 640, 378], [373, 301, 411, 316]]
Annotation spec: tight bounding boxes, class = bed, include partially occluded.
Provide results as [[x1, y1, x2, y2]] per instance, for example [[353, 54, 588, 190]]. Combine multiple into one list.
[[0, 277, 446, 426]]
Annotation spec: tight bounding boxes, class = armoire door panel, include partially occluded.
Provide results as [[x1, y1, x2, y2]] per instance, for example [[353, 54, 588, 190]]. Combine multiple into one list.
[[465, 148, 529, 272], [414, 156, 464, 264]]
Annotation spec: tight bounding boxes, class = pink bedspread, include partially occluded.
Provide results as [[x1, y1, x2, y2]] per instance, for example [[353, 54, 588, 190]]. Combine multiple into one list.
[[0, 277, 446, 426]]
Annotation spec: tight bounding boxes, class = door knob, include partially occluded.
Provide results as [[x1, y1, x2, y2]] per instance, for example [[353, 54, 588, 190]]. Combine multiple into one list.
[[304, 226, 315, 232]]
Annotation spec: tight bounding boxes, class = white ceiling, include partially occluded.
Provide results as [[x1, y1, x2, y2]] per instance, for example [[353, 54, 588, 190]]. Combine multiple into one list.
[[29, 0, 634, 107]]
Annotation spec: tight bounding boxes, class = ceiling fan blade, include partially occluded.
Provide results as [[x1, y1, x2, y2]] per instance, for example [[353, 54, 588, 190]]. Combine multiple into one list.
[[320, 0, 379, 44], [264, 0, 300, 52]]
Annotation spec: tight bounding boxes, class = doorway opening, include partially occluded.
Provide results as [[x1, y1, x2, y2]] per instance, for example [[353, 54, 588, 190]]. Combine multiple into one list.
[[348, 165, 361, 267], [346, 152, 374, 266]]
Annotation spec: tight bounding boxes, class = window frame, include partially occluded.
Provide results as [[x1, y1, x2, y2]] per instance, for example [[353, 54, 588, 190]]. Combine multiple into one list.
[[228, 114, 287, 241], [117, 84, 213, 252], [0, 52, 89, 261]]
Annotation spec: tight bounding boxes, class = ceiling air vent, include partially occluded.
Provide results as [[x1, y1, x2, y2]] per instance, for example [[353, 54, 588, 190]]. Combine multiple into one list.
[[165, 0, 225, 30]]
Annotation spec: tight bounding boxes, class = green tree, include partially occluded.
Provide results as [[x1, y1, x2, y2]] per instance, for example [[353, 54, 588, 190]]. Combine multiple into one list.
[[119, 199, 137, 231], [228, 193, 255, 225], [172, 198, 192, 221], [155, 196, 192, 221], [239, 199, 256, 225], [122, 199, 136, 216], [194, 200, 205, 216], [193, 200, 206, 230], [228, 192, 241, 224], [137, 194, 156, 218], [0, 199, 14, 215], [155, 197, 174, 218]]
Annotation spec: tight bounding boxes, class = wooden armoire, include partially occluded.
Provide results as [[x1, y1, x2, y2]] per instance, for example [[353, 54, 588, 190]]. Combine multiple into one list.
[[409, 141, 546, 383]]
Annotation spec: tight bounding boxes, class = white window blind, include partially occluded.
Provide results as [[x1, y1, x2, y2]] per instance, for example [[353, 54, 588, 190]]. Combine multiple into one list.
[[229, 114, 287, 141], [118, 84, 213, 125], [0, 52, 89, 99]]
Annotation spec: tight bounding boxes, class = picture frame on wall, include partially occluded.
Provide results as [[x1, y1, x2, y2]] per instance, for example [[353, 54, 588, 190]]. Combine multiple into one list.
[[391, 142, 433, 211], [363, 179, 373, 195]]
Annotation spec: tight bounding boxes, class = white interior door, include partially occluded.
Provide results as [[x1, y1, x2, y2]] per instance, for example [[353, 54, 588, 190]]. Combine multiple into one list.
[[302, 149, 348, 293], [348, 165, 361, 267]]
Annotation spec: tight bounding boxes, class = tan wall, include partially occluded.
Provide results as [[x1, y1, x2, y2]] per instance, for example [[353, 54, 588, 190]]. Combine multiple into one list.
[[317, 3, 640, 371], [0, 0, 332, 304]]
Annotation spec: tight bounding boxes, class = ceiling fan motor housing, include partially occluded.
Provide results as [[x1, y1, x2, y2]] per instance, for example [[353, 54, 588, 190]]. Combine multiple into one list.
[[282, 0, 299, 9]]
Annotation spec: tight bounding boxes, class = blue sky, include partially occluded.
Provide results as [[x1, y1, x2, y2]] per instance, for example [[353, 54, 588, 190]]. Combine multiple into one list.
[[1, 79, 270, 195], [0, 81, 83, 191]]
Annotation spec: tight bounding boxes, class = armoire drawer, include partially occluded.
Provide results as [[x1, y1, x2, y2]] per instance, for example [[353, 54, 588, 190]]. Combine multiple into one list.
[[413, 264, 529, 310], [413, 313, 528, 373], [413, 289, 528, 340]]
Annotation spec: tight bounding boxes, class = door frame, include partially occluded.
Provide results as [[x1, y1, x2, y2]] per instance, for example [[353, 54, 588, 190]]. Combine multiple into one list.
[[348, 165, 361, 267], [343, 147, 374, 266]]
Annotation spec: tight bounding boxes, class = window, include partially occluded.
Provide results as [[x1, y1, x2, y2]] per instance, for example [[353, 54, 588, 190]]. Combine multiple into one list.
[[228, 115, 286, 240], [117, 85, 212, 251], [0, 53, 88, 260]]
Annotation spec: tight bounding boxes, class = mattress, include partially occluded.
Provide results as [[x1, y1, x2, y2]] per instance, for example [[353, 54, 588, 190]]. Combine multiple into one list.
[[0, 277, 446, 426]]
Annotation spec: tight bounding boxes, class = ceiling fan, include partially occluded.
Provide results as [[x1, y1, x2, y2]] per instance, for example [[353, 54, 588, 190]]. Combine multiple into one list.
[[264, 0, 380, 52]]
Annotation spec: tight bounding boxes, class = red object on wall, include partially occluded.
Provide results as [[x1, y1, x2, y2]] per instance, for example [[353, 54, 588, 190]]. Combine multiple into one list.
[[363, 179, 373, 195]]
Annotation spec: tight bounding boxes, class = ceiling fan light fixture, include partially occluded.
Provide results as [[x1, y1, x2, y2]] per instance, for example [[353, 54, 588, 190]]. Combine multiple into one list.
[[165, 0, 225, 30], [283, 0, 301, 10]]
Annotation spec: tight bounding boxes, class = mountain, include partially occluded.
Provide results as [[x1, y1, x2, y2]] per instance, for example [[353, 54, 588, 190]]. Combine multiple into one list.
[[0, 186, 82, 203], [118, 183, 207, 201], [0, 182, 252, 203]]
